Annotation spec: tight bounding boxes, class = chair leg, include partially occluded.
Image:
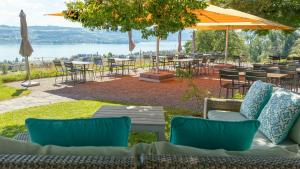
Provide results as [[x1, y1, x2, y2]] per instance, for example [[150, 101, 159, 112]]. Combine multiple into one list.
[[226, 88, 229, 99]]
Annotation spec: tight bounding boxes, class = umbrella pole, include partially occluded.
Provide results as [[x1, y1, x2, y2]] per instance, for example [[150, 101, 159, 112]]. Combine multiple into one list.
[[156, 37, 160, 74], [225, 27, 229, 64], [25, 56, 31, 84], [192, 30, 196, 53]]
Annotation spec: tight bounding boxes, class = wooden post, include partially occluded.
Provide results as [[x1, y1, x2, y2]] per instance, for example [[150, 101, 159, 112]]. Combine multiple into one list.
[[225, 27, 229, 64]]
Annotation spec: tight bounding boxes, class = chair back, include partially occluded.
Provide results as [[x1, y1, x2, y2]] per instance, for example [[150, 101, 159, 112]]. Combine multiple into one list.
[[245, 71, 267, 82], [64, 62, 75, 71], [266, 67, 279, 73], [94, 58, 103, 66], [143, 54, 151, 59], [219, 69, 239, 81], [178, 54, 185, 59], [166, 54, 174, 61]]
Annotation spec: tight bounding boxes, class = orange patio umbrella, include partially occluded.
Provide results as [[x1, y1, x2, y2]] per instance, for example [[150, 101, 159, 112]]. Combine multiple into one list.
[[188, 5, 293, 63]]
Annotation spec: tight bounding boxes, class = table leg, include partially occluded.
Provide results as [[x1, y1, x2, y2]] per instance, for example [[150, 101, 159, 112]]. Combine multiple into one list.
[[157, 131, 165, 141]]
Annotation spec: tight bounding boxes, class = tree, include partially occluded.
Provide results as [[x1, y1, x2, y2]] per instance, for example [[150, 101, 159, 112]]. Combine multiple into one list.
[[184, 30, 248, 59], [65, 0, 207, 73], [210, 0, 300, 29], [289, 38, 300, 58]]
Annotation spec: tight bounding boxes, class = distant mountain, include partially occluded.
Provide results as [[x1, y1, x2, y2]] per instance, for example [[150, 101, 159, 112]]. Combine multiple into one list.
[[0, 25, 192, 45]]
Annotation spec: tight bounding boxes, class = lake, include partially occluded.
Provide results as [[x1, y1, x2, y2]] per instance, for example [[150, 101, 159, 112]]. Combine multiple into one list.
[[0, 41, 186, 62]]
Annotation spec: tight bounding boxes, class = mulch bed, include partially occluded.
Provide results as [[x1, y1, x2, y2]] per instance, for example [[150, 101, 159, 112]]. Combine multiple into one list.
[[46, 74, 227, 112]]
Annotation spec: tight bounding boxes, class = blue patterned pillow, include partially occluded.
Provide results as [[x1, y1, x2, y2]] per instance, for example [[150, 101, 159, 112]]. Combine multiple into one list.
[[240, 81, 273, 119], [258, 89, 300, 144]]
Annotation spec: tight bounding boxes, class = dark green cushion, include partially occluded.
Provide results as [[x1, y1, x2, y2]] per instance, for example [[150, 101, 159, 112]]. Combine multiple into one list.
[[170, 117, 260, 151], [26, 117, 131, 147]]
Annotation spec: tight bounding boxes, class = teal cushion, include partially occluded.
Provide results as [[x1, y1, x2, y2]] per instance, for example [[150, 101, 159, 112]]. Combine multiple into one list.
[[26, 117, 131, 147], [240, 81, 273, 119], [258, 89, 300, 144], [170, 117, 260, 151]]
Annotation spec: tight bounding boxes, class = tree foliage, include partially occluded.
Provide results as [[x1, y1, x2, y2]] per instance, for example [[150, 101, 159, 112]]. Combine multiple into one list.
[[184, 30, 248, 58], [210, 0, 300, 29], [64, 0, 207, 39], [289, 37, 300, 58]]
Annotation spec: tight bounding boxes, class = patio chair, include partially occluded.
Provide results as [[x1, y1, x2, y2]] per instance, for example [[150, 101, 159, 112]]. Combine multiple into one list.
[[280, 65, 297, 91], [127, 56, 137, 74], [93, 57, 104, 79], [107, 58, 120, 77], [166, 54, 175, 70], [199, 57, 209, 75], [219, 69, 244, 98], [208, 57, 216, 74], [63, 61, 81, 85], [244, 70, 267, 91], [53, 60, 65, 84], [142, 54, 151, 69]]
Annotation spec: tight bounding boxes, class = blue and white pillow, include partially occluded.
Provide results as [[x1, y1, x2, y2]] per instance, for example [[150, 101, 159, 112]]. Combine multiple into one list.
[[240, 81, 273, 119], [258, 89, 300, 144]]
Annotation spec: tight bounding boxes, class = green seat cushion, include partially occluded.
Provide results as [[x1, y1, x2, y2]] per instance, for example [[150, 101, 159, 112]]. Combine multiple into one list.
[[26, 117, 131, 147], [240, 81, 273, 119], [208, 110, 247, 121], [170, 116, 260, 151], [258, 89, 300, 144]]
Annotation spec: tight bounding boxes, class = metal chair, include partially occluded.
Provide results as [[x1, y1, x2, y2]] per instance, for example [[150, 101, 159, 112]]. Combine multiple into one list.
[[244, 70, 267, 91], [53, 60, 65, 84], [219, 69, 244, 98], [280, 65, 297, 91], [107, 58, 120, 77], [63, 62, 81, 85], [94, 58, 104, 79]]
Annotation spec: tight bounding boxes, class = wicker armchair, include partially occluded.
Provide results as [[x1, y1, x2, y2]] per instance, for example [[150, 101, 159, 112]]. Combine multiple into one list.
[[203, 98, 243, 118]]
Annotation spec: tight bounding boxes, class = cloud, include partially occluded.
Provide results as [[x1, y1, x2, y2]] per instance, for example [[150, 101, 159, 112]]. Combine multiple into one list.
[[0, 0, 80, 27]]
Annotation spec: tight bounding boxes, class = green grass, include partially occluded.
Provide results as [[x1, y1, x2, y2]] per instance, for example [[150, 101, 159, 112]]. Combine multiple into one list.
[[0, 100, 197, 146], [0, 67, 58, 83], [0, 83, 30, 101]]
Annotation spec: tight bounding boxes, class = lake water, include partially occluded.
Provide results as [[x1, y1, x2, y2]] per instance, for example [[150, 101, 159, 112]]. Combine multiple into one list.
[[0, 41, 186, 62]]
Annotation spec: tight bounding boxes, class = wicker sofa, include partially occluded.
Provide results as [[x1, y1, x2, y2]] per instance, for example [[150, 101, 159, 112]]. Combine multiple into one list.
[[204, 98, 300, 149], [0, 133, 298, 169]]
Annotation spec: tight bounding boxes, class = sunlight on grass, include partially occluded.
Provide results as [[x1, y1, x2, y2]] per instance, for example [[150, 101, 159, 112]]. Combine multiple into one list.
[[0, 100, 199, 145], [0, 83, 30, 101]]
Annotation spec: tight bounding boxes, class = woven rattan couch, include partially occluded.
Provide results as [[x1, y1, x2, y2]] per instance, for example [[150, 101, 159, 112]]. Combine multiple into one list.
[[0, 133, 298, 169]]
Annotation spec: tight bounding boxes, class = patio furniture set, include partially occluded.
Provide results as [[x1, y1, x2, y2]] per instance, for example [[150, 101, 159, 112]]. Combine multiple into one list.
[[143, 52, 223, 76], [2, 80, 300, 168], [219, 61, 300, 98], [53, 57, 136, 85]]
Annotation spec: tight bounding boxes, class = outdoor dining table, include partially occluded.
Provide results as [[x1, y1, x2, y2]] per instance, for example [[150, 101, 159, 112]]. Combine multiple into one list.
[[72, 61, 93, 82], [173, 58, 194, 74], [114, 58, 132, 75], [239, 72, 288, 86]]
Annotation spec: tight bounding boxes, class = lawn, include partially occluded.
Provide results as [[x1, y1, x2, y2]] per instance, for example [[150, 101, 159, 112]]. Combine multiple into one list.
[[0, 83, 30, 101], [0, 100, 197, 146]]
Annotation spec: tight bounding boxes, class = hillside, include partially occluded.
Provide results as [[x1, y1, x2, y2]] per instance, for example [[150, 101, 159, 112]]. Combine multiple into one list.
[[0, 25, 192, 45]]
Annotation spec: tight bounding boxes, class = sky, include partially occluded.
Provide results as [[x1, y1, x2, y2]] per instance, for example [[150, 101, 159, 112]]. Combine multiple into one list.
[[0, 0, 80, 27]]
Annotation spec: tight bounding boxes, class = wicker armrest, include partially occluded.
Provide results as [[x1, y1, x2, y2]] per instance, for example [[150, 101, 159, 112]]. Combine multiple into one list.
[[203, 98, 243, 118], [0, 155, 136, 169], [13, 133, 30, 142], [141, 155, 300, 169]]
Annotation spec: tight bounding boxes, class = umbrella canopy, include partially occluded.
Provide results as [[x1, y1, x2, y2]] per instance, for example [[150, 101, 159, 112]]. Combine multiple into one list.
[[188, 5, 293, 63], [128, 30, 136, 52], [19, 10, 33, 57]]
